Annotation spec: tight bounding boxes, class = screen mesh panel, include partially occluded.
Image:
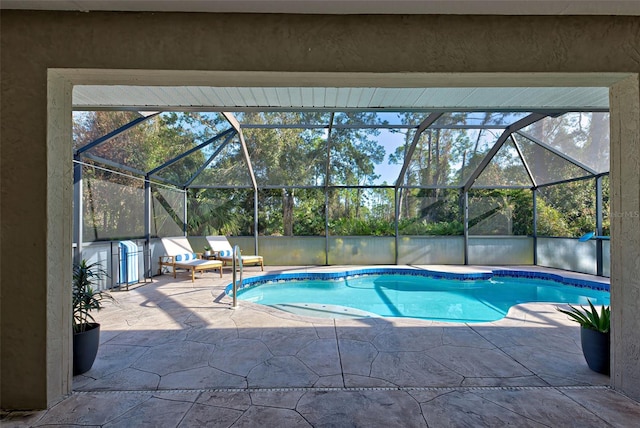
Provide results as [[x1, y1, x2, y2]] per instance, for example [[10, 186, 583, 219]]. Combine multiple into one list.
[[513, 134, 591, 185], [468, 189, 532, 235], [520, 112, 609, 174], [82, 164, 145, 241], [473, 137, 532, 187], [398, 188, 463, 235]]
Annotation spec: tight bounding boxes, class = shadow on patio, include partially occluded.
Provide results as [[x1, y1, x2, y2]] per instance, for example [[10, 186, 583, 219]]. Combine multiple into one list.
[[5, 266, 640, 427]]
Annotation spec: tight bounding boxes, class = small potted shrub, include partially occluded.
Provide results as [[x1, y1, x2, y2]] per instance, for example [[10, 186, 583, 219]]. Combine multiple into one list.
[[73, 260, 114, 375], [203, 245, 212, 258], [557, 300, 610, 375]]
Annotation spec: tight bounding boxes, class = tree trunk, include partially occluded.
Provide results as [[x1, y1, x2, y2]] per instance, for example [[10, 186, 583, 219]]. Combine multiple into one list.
[[282, 188, 294, 236]]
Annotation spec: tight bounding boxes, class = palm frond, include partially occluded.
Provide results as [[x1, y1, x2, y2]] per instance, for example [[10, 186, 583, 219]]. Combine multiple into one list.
[[72, 260, 115, 332]]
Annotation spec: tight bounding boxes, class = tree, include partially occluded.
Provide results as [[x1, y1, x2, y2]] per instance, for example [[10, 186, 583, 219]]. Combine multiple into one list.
[[537, 179, 596, 237], [390, 113, 471, 232], [468, 189, 532, 235], [73, 111, 227, 239], [239, 112, 327, 236], [237, 112, 386, 236], [74, 111, 151, 240]]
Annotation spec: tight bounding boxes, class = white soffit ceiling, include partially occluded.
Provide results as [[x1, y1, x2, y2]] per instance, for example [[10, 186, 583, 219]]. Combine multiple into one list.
[[3, 0, 640, 15], [72, 86, 609, 111]]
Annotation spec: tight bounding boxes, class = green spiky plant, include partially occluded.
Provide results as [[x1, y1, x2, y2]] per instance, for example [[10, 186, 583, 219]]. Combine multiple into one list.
[[73, 260, 114, 333], [557, 300, 610, 333]]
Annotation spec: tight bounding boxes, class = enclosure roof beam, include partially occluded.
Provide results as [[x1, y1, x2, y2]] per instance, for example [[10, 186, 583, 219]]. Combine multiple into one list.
[[184, 131, 236, 188], [147, 174, 182, 187], [191, 183, 469, 190], [510, 135, 538, 188], [398, 184, 463, 190], [325, 112, 335, 188], [515, 130, 598, 175], [238, 131, 258, 191], [532, 173, 600, 189], [394, 112, 444, 189], [79, 153, 149, 177], [147, 127, 235, 176], [75, 112, 160, 156], [463, 113, 547, 192], [239, 123, 508, 130], [189, 185, 253, 189], [471, 185, 532, 190], [222, 112, 258, 191], [79, 153, 187, 188]]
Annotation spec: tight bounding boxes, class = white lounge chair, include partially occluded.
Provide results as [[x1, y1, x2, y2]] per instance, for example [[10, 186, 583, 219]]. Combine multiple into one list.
[[205, 236, 264, 271], [158, 237, 223, 281]]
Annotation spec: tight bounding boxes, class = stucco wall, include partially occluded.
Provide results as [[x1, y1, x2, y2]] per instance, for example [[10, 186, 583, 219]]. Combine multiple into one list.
[[1, 11, 639, 408], [610, 75, 640, 398]]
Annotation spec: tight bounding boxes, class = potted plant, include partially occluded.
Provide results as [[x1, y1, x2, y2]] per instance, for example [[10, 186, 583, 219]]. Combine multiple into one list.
[[557, 300, 610, 375], [73, 260, 114, 375], [203, 245, 212, 258]]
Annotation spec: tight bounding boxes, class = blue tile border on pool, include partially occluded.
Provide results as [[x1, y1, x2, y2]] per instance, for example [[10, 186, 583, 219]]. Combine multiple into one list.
[[491, 270, 610, 292], [225, 267, 610, 295]]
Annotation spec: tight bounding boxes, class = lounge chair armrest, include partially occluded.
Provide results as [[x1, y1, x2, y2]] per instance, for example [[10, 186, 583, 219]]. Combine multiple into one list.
[[159, 255, 175, 264]]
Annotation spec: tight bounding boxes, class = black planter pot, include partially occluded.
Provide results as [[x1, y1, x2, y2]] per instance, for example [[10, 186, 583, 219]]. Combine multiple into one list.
[[73, 323, 100, 375], [580, 327, 610, 375]]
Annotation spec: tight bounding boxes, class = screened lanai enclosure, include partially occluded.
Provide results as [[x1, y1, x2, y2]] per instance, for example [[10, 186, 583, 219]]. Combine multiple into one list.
[[71, 86, 611, 289]]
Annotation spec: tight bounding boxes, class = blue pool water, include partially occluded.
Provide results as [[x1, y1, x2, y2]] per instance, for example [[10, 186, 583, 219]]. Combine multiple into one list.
[[232, 270, 610, 323]]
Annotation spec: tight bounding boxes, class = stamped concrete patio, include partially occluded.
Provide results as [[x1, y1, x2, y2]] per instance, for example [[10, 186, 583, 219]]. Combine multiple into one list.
[[4, 265, 640, 427]]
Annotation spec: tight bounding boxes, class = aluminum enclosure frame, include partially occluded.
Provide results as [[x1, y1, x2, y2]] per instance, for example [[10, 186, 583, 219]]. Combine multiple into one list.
[[73, 107, 610, 276]]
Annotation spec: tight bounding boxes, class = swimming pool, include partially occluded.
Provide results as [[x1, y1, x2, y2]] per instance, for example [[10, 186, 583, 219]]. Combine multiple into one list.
[[229, 269, 610, 322]]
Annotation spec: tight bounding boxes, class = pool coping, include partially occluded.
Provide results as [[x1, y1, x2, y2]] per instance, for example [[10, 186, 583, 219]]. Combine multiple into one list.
[[226, 266, 611, 295]]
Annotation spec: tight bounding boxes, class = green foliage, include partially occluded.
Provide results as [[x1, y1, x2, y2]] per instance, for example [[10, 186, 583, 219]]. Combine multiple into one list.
[[329, 113, 384, 186], [241, 112, 328, 188], [556, 300, 610, 333], [187, 188, 247, 236], [293, 189, 326, 236], [602, 176, 610, 235], [468, 189, 532, 235], [74, 111, 608, 242], [509, 190, 534, 235], [537, 179, 597, 237], [73, 260, 114, 333], [329, 218, 394, 236], [294, 215, 325, 236], [536, 199, 572, 236], [75, 112, 230, 240], [398, 219, 464, 235]]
